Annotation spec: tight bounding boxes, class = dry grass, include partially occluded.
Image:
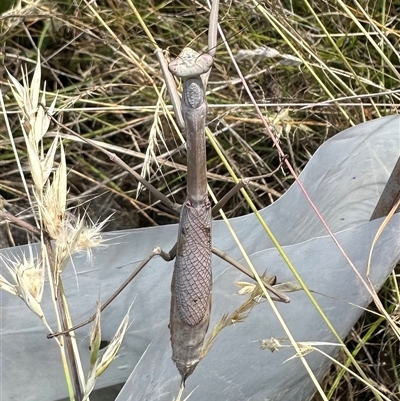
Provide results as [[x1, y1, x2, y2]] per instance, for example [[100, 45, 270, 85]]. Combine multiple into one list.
[[1, 0, 400, 400]]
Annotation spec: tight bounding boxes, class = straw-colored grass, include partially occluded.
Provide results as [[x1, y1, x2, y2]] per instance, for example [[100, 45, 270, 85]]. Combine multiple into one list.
[[1, 0, 399, 400]]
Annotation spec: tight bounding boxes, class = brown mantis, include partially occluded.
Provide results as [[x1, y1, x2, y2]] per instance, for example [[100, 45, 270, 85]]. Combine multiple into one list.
[[48, 0, 290, 390]]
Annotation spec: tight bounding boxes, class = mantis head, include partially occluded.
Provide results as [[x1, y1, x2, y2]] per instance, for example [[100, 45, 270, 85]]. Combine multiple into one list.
[[169, 47, 213, 79]]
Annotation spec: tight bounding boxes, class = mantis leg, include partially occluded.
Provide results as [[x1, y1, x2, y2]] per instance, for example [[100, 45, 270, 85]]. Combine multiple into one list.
[[211, 164, 287, 217], [155, 48, 185, 132], [210, 177, 290, 303], [48, 244, 177, 338], [211, 247, 290, 303], [50, 117, 183, 215], [212, 180, 249, 217]]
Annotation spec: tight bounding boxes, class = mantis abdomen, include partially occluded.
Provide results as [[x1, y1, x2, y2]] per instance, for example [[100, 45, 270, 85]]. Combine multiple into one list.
[[170, 198, 212, 381]]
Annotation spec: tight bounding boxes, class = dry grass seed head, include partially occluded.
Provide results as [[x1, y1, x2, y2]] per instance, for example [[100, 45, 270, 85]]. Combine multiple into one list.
[[8, 55, 58, 196], [2, 253, 45, 319], [202, 282, 264, 357], [260, 337, 287, 353], [95, 312, 130, 377], [52, 210, 105, 273]]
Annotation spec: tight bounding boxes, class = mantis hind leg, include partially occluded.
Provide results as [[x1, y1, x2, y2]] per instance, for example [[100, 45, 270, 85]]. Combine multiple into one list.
[[48, 244, 178, 338], [211, 248, 290, 303]]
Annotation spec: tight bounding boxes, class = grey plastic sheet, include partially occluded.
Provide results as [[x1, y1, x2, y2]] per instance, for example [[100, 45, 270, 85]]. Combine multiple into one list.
[[1, 115, 399, 401]]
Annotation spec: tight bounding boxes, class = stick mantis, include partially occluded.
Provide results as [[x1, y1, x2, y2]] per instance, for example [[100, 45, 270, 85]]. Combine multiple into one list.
[[49, 0, 290, 389]]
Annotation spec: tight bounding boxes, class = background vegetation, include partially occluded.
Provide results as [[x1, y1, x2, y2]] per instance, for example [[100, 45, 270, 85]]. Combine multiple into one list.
[[1, 0, 399, 400]]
